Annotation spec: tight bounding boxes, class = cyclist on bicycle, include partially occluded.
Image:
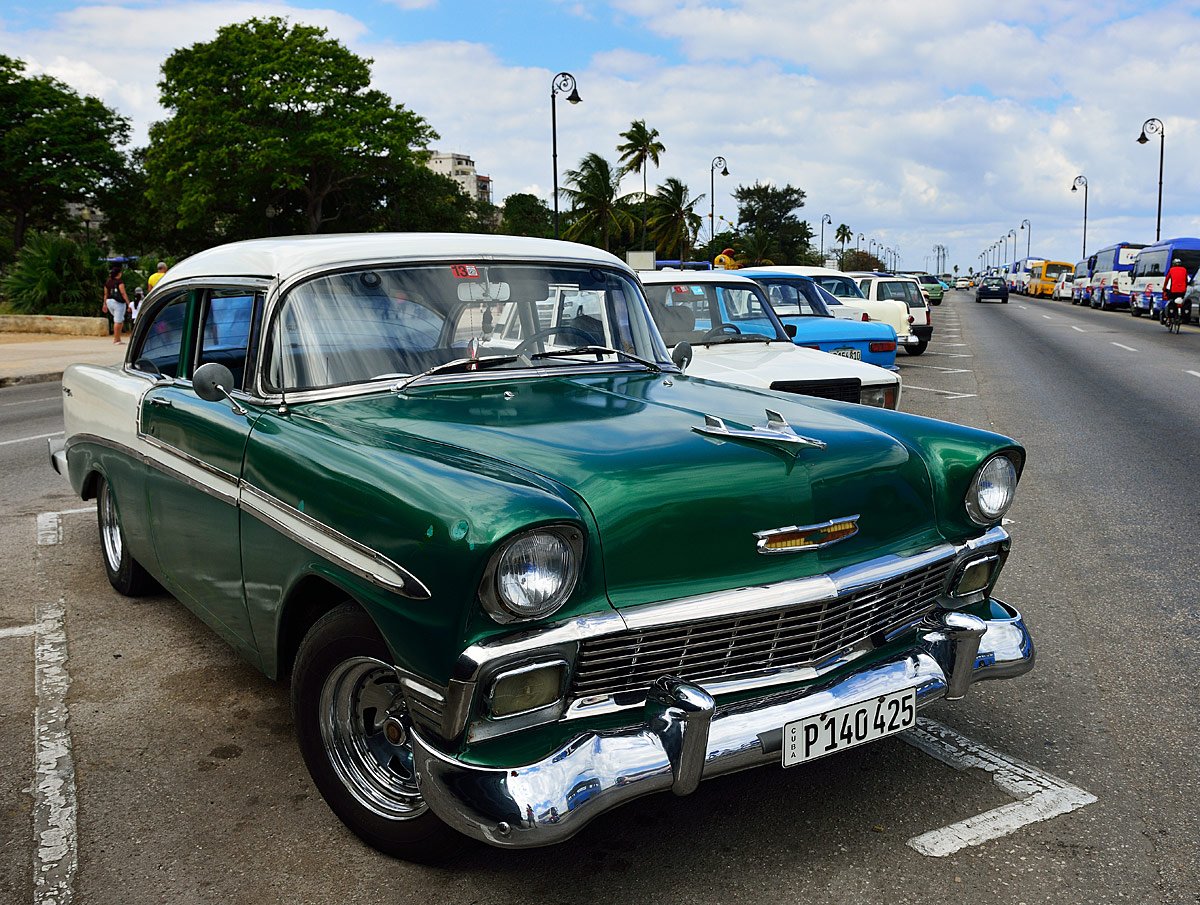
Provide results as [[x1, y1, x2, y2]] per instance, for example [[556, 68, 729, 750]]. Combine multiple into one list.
[[1163, 257, 1191, 324]]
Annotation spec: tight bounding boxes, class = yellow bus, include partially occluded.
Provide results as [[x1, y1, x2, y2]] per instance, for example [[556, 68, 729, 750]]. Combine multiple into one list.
[[1028, 260, 1073, 297]]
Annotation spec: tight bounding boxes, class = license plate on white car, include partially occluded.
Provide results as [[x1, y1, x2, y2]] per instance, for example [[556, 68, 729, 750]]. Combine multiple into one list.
[[832, 347, 862, 360], [782, 689, 916, 767]]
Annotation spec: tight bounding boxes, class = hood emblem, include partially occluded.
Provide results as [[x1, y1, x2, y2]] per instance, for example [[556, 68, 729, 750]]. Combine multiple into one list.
[[693, 409, 827, 458], [754, 515, 860, 555]]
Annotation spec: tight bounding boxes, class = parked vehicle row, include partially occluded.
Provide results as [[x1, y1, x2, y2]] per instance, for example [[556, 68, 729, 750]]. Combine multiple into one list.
[[51, 233, 1032, 861]]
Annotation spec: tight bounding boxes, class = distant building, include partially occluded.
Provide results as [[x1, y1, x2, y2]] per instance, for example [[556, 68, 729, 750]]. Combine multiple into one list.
[[426, 150, 494, 205]]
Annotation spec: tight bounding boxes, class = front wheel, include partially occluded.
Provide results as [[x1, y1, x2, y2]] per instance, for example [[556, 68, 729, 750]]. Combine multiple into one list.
[[904, 341, 928, 355], [1131, 306, 1142, 317], [292, 603, 461, 862], [96, 476, 156, 596]]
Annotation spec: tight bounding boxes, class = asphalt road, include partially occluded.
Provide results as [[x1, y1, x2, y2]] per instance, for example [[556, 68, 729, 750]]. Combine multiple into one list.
[[0, 295, 1197, 904]]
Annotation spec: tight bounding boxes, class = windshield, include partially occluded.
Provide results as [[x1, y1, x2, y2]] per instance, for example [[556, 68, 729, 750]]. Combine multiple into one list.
[[641, 280, 789, 345], [878, 279, 927, 307], [266, 263, 668, 392], [812, 275, 866, 299], [755, 277, 834, 318], [1045, 263, 1072, 279]]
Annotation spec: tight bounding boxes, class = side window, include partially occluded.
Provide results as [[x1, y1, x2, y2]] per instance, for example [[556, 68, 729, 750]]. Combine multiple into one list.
[[133, 295, 190, 379], [197, 290, 259, 391]]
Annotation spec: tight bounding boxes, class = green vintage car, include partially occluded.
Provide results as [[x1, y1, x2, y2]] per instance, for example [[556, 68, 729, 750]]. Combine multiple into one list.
[[52, 235, 1034, 860]]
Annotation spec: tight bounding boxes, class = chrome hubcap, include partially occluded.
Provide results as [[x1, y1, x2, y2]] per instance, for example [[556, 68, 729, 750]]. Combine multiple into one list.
[[319, 656, 427, 820], [99, 483, 122, 572]]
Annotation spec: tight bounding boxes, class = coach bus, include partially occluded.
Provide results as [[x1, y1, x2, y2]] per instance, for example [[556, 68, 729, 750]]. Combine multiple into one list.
[[1128, 237, 1200, 317], [1086, 242, 1146, 310], [1070, 259, 1092, 304], [1007, 257, 1045, 294]]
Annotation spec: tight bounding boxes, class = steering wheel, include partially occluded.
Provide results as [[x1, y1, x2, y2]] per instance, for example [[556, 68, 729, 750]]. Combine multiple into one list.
[[700, 323, 742, 341], [515, 325, 598, 355]]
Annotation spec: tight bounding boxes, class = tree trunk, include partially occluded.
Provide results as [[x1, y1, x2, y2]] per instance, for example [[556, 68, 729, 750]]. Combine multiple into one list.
[[13, 207, 28, 251]]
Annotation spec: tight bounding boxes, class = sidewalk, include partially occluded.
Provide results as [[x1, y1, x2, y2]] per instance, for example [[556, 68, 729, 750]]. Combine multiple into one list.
[[0, 333, 126, 387]]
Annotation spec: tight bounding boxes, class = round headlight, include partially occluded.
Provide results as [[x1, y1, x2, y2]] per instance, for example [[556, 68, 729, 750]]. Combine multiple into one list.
[[483, 528, 581, 623], [966, 454, 1019, 525]]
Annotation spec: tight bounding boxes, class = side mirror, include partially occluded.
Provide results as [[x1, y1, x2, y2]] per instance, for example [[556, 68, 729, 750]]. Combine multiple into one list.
[[670, 341, 692, 371], [783, 324, 797, 338], [193, 362, 247, 415]]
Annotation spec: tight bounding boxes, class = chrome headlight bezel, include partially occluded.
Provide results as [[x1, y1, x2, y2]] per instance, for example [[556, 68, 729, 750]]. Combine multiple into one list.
[[479, 524, 584, 624], [965, 453, 1020, 526]]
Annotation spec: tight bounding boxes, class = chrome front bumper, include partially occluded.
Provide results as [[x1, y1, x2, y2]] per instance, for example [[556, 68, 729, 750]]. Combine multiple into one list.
[[411, 600, 1034, 848]]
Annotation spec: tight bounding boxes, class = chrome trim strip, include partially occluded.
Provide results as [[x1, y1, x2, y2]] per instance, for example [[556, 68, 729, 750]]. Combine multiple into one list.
[[238, 483, 432, 600], [753, 514, 861, 555]]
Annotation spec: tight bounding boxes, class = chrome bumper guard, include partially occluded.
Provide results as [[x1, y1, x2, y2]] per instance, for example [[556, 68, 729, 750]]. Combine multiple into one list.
[[412, 599, 1034, 848], [48, 437, 68, 477]]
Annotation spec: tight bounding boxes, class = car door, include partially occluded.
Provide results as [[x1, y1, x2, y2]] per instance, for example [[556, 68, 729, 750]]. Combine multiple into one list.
[[136, 287, 265, 660]]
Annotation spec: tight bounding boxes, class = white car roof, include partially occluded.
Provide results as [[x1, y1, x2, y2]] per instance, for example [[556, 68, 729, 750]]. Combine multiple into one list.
[[158, 234, 631, 289], [639, 269, 759, 285]]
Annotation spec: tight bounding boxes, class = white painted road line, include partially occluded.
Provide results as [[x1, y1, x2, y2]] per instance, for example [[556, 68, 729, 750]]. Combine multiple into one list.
[[35, 508, 93, 547], [0, 430, 63, 448], [0, 396, 60, 408], [33, 594, 78, 904], [923, 351, 973, 358], [903, 718, 1097, 857], [1186, 370, 1200, 379], [902, 365, 973, 374], [1111, 342, 1137, 352], [1041, 314, 1053, 319], [1071, 326, 1087, 333], [901, 385, 978, 400], [0, 624, 36, 640]]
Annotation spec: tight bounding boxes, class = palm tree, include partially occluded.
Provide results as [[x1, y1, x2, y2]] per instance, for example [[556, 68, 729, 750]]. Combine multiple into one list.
[[560, 153, 636, 252], [647, 177, 704, 263], [616, 120, 665, 250], [835, 223, 852, 256]]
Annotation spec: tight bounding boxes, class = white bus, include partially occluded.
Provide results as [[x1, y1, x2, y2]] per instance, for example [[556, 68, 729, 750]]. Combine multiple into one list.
[[1086, 242, 1146, 310], [1007, 258, 1044, 295]]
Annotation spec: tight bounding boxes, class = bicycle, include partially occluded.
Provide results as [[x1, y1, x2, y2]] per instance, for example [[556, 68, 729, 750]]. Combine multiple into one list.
[[1162, 298, 1185, 333]]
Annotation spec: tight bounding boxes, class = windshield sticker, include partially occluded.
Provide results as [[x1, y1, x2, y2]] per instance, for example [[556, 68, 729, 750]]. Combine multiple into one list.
[[450, 264, 480, 279]]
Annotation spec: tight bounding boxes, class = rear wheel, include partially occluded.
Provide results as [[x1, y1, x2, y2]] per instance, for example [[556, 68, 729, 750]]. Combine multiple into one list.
[[1131, 306, 1142, 317], [96, 476, 156, 596], [904, 341, 928, 356], [292, 603, 462, 862]]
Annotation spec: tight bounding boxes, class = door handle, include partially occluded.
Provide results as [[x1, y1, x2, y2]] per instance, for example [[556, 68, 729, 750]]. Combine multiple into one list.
[[148, 397, 173, 408]]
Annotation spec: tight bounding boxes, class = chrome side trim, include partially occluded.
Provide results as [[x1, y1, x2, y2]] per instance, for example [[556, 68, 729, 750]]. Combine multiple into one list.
[[238, 483, 432, 600], [70, 431, 240, 506]]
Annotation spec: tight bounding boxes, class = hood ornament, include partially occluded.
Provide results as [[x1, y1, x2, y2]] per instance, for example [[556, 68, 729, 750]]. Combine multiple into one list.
[[693, 408, 827, 458]]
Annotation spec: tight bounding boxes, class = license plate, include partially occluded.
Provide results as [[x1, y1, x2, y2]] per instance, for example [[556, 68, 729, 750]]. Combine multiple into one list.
[[832, 347, 862, 360], [782, 689, 915, 767]]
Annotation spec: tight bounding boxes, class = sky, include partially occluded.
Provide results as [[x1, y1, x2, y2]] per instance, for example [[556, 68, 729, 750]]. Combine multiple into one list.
[[2, 0, 1199, 272]]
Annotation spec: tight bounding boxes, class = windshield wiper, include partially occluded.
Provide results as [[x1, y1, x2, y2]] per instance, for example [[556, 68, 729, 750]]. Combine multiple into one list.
[[704, 334, 775, 346], [529, 345, 662, 372], [392, 354, 529, 392]]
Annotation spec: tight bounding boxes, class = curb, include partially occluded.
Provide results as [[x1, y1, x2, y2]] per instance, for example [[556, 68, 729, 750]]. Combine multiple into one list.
[[0, 372, 63, 389]]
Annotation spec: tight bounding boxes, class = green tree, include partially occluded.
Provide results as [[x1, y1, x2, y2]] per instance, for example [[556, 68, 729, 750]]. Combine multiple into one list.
[[733, 182, 809, 262], [647, 178, 703, 262], [841, 249, 883, 272], [0, 56, 130, 253], [560, 153, 636, 252], [1, 233, 106, 316], [499, 193, 553, 238], [835, 223, 852, 260], [616, 120, 665, 250], [144, 17, 439, 246]]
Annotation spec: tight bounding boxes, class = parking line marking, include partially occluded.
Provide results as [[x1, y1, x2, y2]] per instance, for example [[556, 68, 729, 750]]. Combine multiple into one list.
[[33, 594, 78, 904], [1017, 305, 1028, 310], [1041, 315, 1053, 319], [1111, 342, 1137, 352], [901, 385, 978, 400], [924, 351, 973, 358], [934, 342, 968, 347], [0, 430, 63, 448], [0, 396, 60, 408], [1070, 326, 1087, 333], [1186, 370, 1200, 379], [901, 365, 973, 374], [35, 508, 93, 547], [0, 624, 36, 640], [903, 718, 1097, 857]]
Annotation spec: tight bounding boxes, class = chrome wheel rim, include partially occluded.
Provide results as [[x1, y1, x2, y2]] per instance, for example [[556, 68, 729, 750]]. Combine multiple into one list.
[[319, 656, 427, 820], [99, 482, 122, 572]]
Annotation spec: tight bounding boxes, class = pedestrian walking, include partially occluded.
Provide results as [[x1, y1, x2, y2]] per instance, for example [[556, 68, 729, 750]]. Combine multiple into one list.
[[102, 264, 130, 344], [130, 287, 145, 323]]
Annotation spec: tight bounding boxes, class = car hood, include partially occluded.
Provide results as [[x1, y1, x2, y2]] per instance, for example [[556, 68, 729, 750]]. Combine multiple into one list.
[[687, 341, 896, 388], [300, 372, 943, 609], [778, 317, 898, 344]]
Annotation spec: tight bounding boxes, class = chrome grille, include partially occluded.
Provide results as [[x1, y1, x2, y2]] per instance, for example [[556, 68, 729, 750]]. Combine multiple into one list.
[[769, 377, 861, 404], [572, 557, 953, 698]]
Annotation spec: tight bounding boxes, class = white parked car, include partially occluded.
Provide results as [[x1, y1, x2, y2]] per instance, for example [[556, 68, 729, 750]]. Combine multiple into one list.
[[639, 270, 901, 409], [741, 266, 918, 350], [851, 275, 933, 356], [1052, 272, 1074, 300]]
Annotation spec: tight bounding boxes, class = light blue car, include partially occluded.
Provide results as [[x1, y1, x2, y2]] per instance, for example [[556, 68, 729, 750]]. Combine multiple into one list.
[[744, 271, 899, 370]]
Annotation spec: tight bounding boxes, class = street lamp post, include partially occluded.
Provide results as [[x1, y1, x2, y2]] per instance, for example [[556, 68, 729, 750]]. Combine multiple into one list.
[[1071, 175, 1089, 258], [857, 233, 864, 251], [550, 71, 582, 239], [1001, 235, 1008, 265], [1019, 219, 1031, 258], [819, 213, 831, 259], [1007, 230, 1017, 268], [710, 157, 728, 241], [1136, 118, 1164, 242]]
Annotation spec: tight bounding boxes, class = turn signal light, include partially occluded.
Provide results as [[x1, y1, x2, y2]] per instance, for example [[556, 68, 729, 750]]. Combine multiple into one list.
[[953, 556, 998, 597], [869, 341, 896, 353]]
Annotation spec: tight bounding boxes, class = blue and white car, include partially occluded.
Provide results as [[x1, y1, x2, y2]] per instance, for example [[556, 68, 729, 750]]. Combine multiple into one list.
[[744, 270, 899, 370]]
